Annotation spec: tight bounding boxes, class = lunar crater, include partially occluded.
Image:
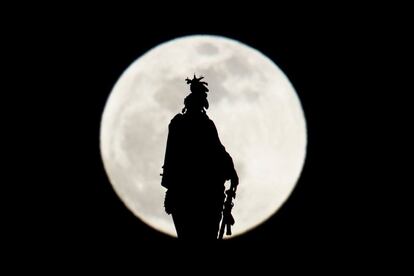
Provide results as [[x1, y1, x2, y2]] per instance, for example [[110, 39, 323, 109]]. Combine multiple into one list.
[[196, 42, 220, 56]]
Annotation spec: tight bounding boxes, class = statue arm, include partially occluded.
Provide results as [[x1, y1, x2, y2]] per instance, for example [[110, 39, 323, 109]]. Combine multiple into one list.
[[161, 115, 182, 188], [209, 120, 239, 188]]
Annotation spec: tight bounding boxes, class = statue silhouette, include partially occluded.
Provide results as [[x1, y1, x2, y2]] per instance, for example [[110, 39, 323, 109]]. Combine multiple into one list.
[[161, 74, 239, 240]]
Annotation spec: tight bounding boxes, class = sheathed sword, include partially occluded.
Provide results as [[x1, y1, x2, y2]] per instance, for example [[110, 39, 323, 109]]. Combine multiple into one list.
[[218, 186, 237, 239]]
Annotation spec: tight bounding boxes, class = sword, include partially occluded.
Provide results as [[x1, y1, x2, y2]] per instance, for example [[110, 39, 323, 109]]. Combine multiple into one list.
[[218, 186, 237, 239]]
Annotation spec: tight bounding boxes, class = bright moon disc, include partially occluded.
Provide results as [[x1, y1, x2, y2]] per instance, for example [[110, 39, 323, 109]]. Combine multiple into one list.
[[100, 35, 307, 238]]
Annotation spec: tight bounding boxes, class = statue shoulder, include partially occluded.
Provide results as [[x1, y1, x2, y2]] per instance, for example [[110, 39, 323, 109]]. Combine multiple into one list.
[[171, 113, 183, 122], [169, 113, 184, 127], [205, 115, 217, 128]]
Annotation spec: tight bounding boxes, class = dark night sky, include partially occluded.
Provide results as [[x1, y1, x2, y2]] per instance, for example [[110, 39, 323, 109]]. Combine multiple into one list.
[[8, 9, 397, 264], [54, 27, 356, 245]]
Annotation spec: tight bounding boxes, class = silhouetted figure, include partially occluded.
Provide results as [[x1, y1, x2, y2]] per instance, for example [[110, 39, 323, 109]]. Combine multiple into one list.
[[161, 74, 239, 240]]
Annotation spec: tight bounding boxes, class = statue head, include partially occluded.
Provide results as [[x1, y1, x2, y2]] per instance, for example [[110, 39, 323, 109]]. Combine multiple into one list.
[[185, 74, 209, 94], [183, 74, 209, 114]]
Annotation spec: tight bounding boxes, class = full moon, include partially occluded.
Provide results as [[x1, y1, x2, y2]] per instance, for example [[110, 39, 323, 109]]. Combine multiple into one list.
[[100, 35, 307, 238]]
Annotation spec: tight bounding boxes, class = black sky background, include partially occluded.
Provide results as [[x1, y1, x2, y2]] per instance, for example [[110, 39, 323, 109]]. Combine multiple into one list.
[[7, 7, 403, 265]]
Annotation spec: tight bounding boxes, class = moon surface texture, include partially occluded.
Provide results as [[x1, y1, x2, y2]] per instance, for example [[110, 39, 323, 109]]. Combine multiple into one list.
[[100, 35, 307, 238]]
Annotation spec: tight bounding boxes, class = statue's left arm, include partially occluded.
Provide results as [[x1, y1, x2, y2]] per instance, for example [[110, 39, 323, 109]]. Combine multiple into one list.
[[209, 119, 239, 189]]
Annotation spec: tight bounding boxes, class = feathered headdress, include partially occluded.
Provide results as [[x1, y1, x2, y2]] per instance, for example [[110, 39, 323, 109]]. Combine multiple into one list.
[[185, 74, 209, 93]]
